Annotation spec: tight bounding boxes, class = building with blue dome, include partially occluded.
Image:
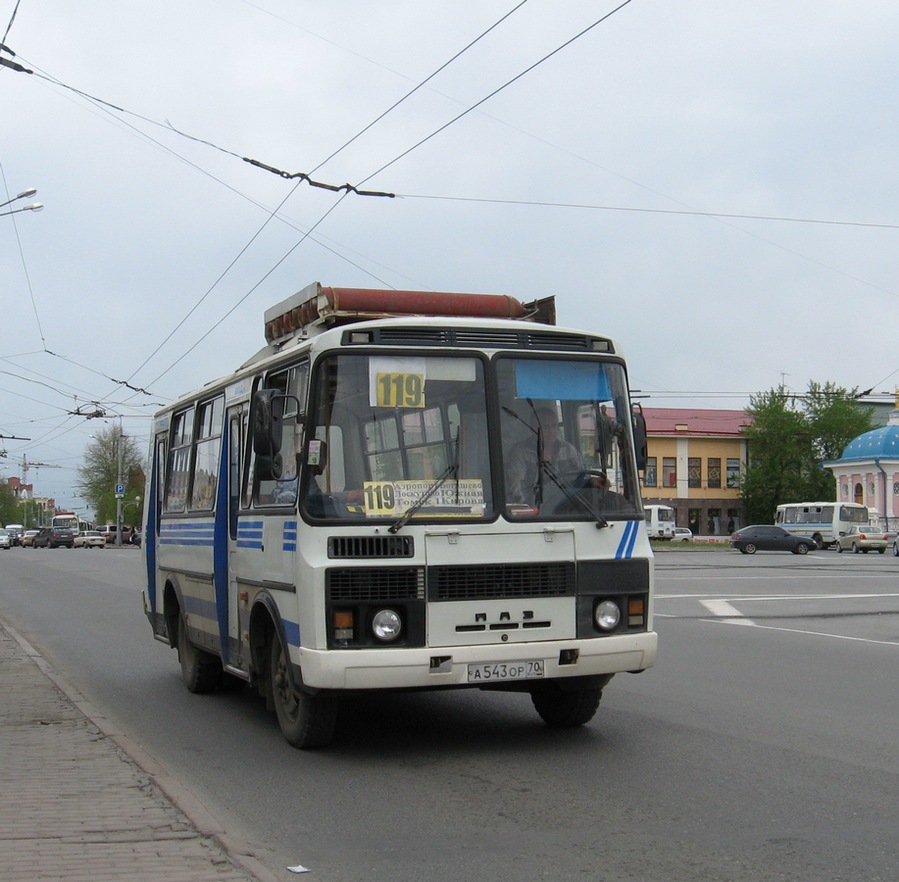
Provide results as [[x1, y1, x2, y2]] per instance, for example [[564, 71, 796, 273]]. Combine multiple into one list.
[[824, 394, 899, 529]]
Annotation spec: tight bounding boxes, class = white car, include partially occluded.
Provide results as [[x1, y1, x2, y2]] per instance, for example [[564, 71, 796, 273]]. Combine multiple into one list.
[[74, 530, 106, 549], [670, 526, 693, 543], [0, 529, 11, 550]]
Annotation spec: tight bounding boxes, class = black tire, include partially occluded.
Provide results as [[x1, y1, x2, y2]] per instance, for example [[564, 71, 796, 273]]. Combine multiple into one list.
[[852, 543, 860, 554], [270, 638, 337, 749], [795, 542, 810, 555], [178, 613, 221, 693], [531, 681, 602, 728], [744, 543, 757, 555], [837, 543, 843, 554], [877, 548, 885, 554]]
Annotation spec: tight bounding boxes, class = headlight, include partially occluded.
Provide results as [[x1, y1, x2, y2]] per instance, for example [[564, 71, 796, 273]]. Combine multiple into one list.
[[594, 599, 621, 631], [371, 609, 402, 642]]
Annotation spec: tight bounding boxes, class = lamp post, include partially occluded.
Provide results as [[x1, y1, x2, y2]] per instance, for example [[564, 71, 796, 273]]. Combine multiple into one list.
[[0, 187, 43, 218]]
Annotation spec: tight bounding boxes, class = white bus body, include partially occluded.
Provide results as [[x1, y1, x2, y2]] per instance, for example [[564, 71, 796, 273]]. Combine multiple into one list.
[[774, 501, 868, 547], [643, 504, 675, 539], [142, 283, 657, 747]]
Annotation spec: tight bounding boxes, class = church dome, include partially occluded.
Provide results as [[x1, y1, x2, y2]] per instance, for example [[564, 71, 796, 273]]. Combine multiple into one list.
[[839, 409, 899, 461]]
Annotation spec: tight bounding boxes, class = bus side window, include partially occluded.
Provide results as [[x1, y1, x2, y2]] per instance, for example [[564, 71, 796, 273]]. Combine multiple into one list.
[[165, 407, 194, 512], [189, 396, 224, 511]]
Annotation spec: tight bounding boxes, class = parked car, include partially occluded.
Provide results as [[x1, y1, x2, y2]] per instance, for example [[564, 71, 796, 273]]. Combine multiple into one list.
[[0, 529, 11, 550], [74, 529, 106, 549], [32, 526, 77, 549], [19, 529, 40, 547], [670, 526, 693, 543], [730, 525, 817, 555], [835, 525, 889, 554]]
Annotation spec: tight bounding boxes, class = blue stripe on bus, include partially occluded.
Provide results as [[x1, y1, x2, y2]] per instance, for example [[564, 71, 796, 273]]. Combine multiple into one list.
[[615, 520, 638, 559], [283, 618, 300, 648], [145, 444, 159, 615], [283, 520, 297, 552], [214, 431, 230, 665]]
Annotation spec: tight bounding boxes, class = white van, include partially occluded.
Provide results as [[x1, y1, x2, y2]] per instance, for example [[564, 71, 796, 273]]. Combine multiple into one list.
[[644, 504, 675, 539]]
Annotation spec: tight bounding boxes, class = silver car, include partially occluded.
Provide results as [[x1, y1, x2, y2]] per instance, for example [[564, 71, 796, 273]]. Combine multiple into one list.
[[836, 525, 889, 554]]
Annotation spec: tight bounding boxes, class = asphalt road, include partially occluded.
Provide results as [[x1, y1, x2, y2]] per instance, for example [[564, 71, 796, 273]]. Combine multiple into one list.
[[1, 545, 897, 882]]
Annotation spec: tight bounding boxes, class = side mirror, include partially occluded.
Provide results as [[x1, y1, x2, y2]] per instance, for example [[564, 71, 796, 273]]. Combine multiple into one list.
[[252, 389, 284, 457]]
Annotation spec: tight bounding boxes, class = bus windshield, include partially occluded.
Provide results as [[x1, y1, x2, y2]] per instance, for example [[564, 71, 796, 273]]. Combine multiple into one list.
[[299, 351, 642, 524], [301, 353, 493, 522], [497, 356, 642, 521]]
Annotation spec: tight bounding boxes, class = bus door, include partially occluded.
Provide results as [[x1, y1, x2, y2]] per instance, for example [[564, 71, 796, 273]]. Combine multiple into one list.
[[237, 365, 308, 658], [226, 406, 248, 671]]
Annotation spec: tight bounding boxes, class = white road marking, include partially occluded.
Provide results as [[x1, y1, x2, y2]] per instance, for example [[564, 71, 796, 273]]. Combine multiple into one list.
[[700, 599, 756, 625]]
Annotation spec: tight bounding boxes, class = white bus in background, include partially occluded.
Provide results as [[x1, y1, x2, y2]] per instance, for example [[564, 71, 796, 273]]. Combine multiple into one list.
[[643, 504, 675, 539], [774, 501, 868, 548], [142, 282, 658, 748]]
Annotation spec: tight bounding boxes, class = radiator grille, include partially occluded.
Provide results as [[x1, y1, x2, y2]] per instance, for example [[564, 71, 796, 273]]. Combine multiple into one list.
[[327, 567, 425, 602], [429, 562, 575, 601], [328, 535, 414, 559]]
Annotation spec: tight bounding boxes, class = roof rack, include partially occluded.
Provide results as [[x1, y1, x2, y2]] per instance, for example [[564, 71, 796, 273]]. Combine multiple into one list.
[[263, 282, 555, 344]]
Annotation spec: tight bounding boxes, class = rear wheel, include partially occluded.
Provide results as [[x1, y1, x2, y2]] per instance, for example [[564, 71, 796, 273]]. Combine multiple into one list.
[[531, 681, 602, 728], [744, 543, 757, 554], [852, 543, 860, 554], [178, 613, 221, 693], [270, 638, 337, 749], [878, 548, 886, 554]]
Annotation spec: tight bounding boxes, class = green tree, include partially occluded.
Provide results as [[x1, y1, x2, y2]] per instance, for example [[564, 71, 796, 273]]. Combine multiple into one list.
[[76, 426, 146, 525], [0, 479, 19, 526], [740, 383, 873, 524]]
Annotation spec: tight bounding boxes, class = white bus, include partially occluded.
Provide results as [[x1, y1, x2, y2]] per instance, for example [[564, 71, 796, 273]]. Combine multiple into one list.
[[51, 512, 92, 532], [643, 504, 675, 540], [774, 501, 868, 548], [142, 282, 658, 747]]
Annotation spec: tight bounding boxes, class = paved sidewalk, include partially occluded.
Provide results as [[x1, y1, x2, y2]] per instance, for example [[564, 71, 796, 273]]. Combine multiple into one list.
[[0, 620, 281, 882]]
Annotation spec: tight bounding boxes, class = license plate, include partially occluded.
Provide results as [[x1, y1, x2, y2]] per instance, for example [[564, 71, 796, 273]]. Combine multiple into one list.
[[467, 659, 544, 683]]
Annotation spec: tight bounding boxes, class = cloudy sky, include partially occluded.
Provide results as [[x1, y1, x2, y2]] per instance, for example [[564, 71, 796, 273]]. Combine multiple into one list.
[[2, 0, 897, 512]]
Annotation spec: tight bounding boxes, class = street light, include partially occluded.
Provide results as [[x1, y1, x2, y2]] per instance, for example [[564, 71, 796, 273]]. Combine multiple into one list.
[[0, 187, 43, 218]]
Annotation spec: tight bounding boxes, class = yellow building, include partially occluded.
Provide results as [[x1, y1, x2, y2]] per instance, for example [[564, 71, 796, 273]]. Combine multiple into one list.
[[641, 408, 749, 536]]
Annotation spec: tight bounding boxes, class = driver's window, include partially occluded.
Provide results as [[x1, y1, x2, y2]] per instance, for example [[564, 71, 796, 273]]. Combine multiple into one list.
[[250, 362, 308, 508]]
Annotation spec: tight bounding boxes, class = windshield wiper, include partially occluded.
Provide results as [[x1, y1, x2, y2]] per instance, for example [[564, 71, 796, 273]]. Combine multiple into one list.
[[537, 458, 609, 529], [388, 462, 458, 534], [388, 431, 461, 534], [512, 401, 607, 529]]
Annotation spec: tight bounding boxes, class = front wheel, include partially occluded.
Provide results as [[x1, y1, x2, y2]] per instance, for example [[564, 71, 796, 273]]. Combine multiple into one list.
[[270, 638, 337, 749], [795, 542, 810, 555], [530, 681, 602, 728], [837, 543, 844, 554]]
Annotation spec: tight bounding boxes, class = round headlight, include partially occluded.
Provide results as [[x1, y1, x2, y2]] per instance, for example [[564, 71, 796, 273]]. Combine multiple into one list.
[[371, 609, 402, 642], [594, 599, 621, 631]]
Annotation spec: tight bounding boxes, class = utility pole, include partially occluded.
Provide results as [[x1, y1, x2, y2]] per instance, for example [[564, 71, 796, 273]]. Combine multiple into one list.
[[115, 417, 124, 546]]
